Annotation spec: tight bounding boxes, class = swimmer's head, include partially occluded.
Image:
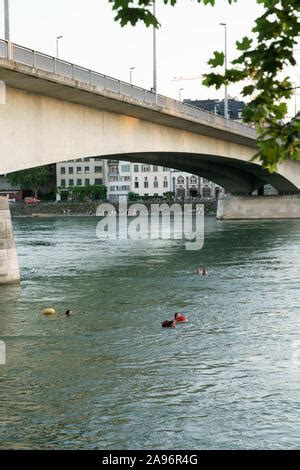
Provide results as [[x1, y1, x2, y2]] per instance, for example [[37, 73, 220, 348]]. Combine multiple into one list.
[[65, 310, 72, 316]]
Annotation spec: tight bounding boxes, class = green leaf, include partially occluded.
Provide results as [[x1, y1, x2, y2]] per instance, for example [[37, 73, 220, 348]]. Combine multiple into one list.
[[242, 85, 255, 96], [208, 51, 225, 68], [236, 36, 252, 51]]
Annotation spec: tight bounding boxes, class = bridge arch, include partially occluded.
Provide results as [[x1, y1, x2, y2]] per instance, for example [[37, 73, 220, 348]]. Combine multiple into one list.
[[92, 152, 298, 194]]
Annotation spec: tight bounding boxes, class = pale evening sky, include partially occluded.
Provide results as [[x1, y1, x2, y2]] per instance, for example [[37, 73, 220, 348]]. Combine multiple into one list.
[[0, 0, 299, 113]]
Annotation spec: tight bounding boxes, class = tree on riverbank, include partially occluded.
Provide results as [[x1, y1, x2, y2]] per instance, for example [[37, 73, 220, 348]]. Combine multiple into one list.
[[109, 0, 300, 171], [57, 184, 107, 201], [6, 165, 53, 198]]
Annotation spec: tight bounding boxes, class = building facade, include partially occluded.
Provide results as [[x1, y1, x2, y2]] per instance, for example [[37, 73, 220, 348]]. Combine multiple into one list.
[[56, 159, 224, 201], [131, 163, 170, 198], [106, 160, 131, 202], [171, 171, 224, 199], [0, 176, 23, 202], [105, 160, 171, 201], [183, 98, 246, 121], [56, 157, 105, 200]]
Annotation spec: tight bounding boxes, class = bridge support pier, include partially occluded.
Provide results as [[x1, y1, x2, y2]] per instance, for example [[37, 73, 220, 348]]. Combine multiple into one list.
[[217, 195, 300, 220], [0, 196, 20, 285]]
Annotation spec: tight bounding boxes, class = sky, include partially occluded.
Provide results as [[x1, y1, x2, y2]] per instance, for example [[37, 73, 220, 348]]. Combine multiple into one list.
[[0, 0, 299, 113]]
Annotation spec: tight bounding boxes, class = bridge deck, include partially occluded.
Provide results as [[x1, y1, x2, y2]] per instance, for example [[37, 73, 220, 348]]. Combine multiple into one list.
[[0, 39, 256, 148]]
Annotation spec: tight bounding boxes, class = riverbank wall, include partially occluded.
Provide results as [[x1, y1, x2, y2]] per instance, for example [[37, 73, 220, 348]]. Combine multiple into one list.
[[10, 200, 217, 217]]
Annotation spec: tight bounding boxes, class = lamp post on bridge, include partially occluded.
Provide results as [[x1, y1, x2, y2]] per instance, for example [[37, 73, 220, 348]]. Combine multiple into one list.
[[219, 22, 228, 125], [153, 1, 157, 103], [4, 0, 12, 60], [129, 66, 135, 85], [153, 0, 157, 92], [293, 82, 297, 116], [178, 88, 184, 102], [56, 35, 63, 59], [4, 0, 10, 41]]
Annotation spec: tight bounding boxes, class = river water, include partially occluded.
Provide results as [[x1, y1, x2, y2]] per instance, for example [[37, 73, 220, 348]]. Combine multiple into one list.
[[0, 216, 299, 449]]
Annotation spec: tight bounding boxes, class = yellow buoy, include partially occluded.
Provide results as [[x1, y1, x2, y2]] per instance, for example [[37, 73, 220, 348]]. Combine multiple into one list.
[[43, 307, 56, 316]]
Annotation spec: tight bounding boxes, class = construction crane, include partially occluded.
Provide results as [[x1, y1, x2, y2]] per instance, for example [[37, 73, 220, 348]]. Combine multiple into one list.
[[171, 76, 203, 101], [171, 76, 203, 81]]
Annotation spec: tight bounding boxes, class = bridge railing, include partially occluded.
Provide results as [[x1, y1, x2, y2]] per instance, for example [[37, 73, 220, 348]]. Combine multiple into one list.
[[0, 39, 256, 139]]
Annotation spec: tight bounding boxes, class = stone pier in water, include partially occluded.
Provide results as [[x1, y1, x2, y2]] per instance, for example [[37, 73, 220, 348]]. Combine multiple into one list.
[[0, 196, 20, 285], [217, 195, 300, 220]]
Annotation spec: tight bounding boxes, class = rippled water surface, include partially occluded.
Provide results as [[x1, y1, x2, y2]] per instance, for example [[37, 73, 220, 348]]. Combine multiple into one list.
[[0, 216, 300, 449]]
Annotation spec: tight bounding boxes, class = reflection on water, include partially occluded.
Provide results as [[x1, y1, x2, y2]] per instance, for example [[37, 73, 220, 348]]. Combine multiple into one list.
[[0, 216, 300, 449]]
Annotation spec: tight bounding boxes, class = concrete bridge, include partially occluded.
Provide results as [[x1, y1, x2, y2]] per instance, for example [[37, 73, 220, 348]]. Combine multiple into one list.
[[0, 39, 300, 194], [0, 39, 299, 284]]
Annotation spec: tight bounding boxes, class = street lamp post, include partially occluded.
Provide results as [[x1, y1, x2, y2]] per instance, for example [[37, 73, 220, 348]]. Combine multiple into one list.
[[129, 66, 135, 85], [4, 0, 10, 41], [220, 22, 228, 124], [153, 1, 157, 101], [56, 35, 63, 59], [179, 88, 184, 102], [293, 83, 298, 116]]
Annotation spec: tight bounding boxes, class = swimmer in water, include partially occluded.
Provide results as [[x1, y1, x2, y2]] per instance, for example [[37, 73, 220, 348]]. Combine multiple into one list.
[[174, 312, 188, 323], [65, 309, 74, 316], [162, 319, 176, 328], [193, 267, 208, 276]]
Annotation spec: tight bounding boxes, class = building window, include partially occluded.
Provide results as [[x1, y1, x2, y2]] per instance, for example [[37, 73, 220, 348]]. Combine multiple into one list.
[[68, 167, 74, 174], [76, 167, 82, 174], [109, 165, 119, 174], [144, 181, 149, 188], [153, 166, 158, 172], [163, 180, 168, 188], [85, 179, 90, 186], [134, 182, 139, 188], [142, 164, 150, 172], [122, 186, 130, 191], [134, 164, 139, 172], [121, 165, 130, 172], [84, 166, 90, 174], [60, 179, 66, 187], [163, 167, 169, 172], [77, 179, 82, 186], [109, 176, 118, 182], [177, 176, 185, 184], [190, 175, 197, 184], [95, 178, 103, 185], [123, 176, 131, 181], [95, 166, 102, 173], [154, 181, 158, 188], [202, 185, 211, 197], [60, 167, 66, 175], [84, 157, 90, 162], [69, 179, 74, 186], [94, 157, 102, 161]]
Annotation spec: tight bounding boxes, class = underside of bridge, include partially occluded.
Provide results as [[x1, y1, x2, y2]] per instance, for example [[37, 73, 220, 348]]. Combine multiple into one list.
[[95, 152, 299, 195]]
